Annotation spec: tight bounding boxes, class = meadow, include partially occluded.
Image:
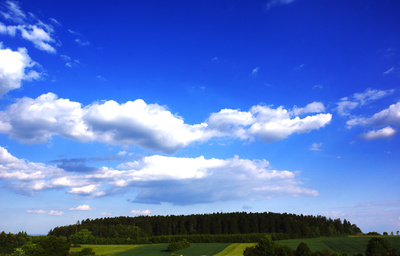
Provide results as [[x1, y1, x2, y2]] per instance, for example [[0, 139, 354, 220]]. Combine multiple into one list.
[[69, 244, 145, 255], [276, 236, 400, 255], [69, 236, 400, 256], [113, 243, 231, 256]]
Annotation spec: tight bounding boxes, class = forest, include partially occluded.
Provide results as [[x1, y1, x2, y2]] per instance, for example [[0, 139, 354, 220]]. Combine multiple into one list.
[[48, 211, 361, 244]]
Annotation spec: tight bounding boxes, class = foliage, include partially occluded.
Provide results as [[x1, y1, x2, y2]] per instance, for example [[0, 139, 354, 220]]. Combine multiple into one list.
[[166, 239, 190, 251], [48, 212, 361, 244], [366, 237, 392, 256], [295, 242, 312, 256], [29, 236, 70, 256], [69, 229, 95, 244], [243, 236, 296, 256], [0, 231, 27, 254], [79, 247, 95, 255]]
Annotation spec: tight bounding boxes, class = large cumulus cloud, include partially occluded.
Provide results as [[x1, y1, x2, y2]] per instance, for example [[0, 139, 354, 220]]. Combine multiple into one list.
[[0, 93, 332, 154], [0, 146, 318, 204]]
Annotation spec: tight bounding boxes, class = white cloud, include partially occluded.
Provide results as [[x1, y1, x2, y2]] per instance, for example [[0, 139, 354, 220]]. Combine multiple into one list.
[[247, 105, 331, 143], [360, 126, 396, 140], [131, 210, 152, 216], [251, 67, 259, 75], [0, 146, 93, 194], [117, 151, 127, 156], [0, 146, 63, 181], [48, 210, 64, 216], [69, 205, 94, 211], [26, 209, 46, 214], [337, 88, 394, 116], [0, 23, 56, 53], [1, 146, 318, 205], [49, 18, 61, 26], [1, 1, 26, 23], [0, 93, 332, 153], [0, 93, 92, 143], [0, 1, 57, 53], [75, 38, 90, 46], [0, 47, 39, 96], [94, 155, 317, 204], [346, 102, 400, 140], [383, 66, 395, 75], [26, 209, 64, 216], [69, 185, 97, 195], [310, 142, 323, 151], [19, 25, 56, 53], [291, 102, 325, 116], [347, 102, 400, 128]]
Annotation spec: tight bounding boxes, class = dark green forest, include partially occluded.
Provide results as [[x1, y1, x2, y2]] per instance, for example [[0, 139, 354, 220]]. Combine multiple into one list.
[[48, 212, 361, 244]]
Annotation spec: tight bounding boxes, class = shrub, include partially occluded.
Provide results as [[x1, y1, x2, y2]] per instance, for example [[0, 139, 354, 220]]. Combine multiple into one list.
[[366, 237, 392, 256], [79, 247, 95, 255], [167, 239, 190, 252]]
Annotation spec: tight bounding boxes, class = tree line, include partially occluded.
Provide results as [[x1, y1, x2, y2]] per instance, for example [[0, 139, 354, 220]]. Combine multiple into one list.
[[48, 211, 361, 244]]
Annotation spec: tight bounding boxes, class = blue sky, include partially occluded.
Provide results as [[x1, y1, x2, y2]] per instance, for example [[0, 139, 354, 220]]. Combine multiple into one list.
[[0, 0, 399, 235]]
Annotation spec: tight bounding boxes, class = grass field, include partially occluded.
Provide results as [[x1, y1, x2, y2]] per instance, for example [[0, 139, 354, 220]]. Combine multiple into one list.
[[276, 236, 400, 255], [113, 243, 231, 256], [69, 244, 145, 255], [214, 243, 256, 256]]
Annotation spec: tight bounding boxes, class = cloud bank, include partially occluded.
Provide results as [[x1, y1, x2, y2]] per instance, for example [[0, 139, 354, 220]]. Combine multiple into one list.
[[0, 146, 318, 205], [0, 93, 331, 153]]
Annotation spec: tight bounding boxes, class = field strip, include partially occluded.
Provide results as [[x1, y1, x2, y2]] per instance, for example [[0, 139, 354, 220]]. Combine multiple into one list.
[[214, 243, 256, 256]]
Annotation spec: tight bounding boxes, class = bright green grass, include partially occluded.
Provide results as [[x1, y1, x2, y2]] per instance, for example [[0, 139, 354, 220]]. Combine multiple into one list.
[[69, 244, 145, 256], [214, 243, 256, 256], [276, 236, 400, 255], [113, 243, 231, 256]]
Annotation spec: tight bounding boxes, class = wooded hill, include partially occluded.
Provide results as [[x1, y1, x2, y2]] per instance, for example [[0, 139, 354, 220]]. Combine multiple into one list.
[[48, 212, 361, 244]]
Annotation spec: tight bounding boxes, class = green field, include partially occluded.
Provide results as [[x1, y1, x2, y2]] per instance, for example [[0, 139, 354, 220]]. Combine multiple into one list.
[[214, 243, 256, 256], [112, 243, 231, 256], [69, 244, 145, 255], [69, 236, 400, 256], [276, 236, 400, 255]]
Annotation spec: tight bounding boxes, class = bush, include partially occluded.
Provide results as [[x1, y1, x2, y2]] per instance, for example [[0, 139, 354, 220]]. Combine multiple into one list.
[[167, 239, 191, 252], [366, 237, 392, 256], [79, 248, 95, 255]]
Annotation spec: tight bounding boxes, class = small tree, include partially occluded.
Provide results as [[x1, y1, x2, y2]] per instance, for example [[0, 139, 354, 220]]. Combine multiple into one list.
[[35, 236, 70, 256], [365, 237, 392, 256], [296, 242, 312, 256], [243, 236, 278, 256]]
